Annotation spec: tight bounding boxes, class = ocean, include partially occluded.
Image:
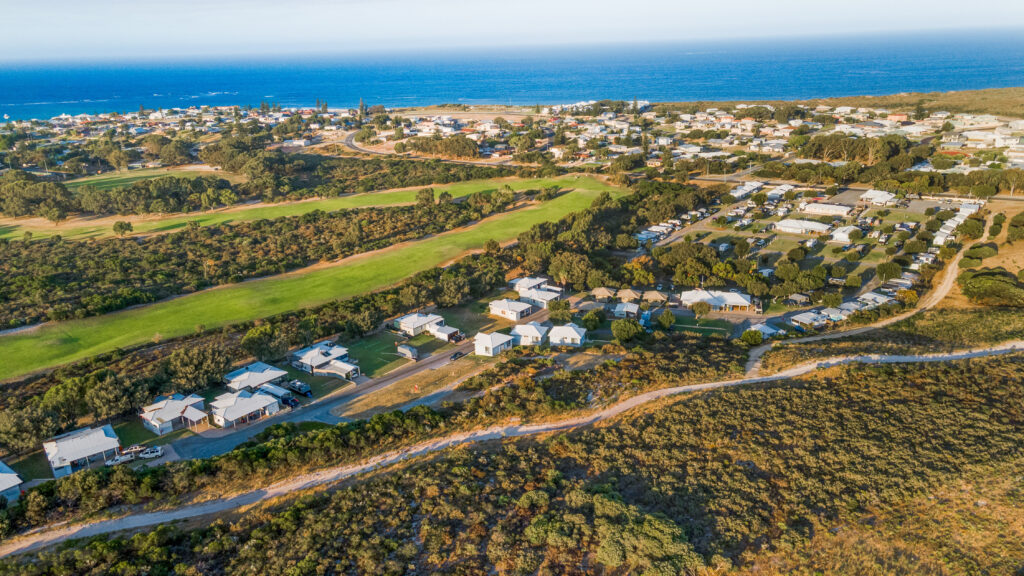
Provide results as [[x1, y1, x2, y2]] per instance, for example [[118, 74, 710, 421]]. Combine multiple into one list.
[[2, 31, 1024, 120]]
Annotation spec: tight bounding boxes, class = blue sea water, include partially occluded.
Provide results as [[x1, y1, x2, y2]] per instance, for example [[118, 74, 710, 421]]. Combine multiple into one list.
[[2, 31, 1023, 121]]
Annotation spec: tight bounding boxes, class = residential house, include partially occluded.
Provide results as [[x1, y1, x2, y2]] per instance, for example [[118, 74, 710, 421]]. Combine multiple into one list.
[[616, 288, 642, 302], [519, 288, 561, 309], [591, 287, 617, 301], [395, 313, 445, 337], [474, 332, 515, 357], [510, 322, 549, 346], [678, 289, 758, 312], [289, 341, 360, 378], [224, 362, 288, 392], [642, 290, 668, 304], [549, 323, 587, 347], [488, 299, 533, 321], [0, 461, 23, 504], [613, 302, 640, 318], [209, 390, 280, 428], [790, 311, 829, 330], [44, 425, 122, 479], [749, 323, 785, 339], [140, 393, 206, 436], [831, 225, 861, 244]]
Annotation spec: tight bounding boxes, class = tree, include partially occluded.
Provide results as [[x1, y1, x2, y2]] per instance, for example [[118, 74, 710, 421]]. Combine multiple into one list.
[[113, 221, 133, 236], [85, 372, 133, 420], [167, 342, 232, 392], [416, 187, 435, 206], [657, 309, 675, 331], [877, 261, 902, 282], [691, 301, 711, 318], [240, 324, 286, 361], [581, 310, 604, 331], [896, 289, 919, 306], [845, 274, 862, 288], [740, 329, 763, 346], [547, 300, 572, 324], [611, 318, 644, 343], [733, 239, 750, 259]]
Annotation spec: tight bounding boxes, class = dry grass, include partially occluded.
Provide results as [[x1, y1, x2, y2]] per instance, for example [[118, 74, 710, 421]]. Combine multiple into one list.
[[744, 459, 1024, 575]]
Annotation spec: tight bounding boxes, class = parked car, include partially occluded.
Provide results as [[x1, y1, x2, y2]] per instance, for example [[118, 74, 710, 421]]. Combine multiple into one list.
[[286, 379, 313, 398], [283, 397, 300, 408], [450, 351, 465, 361], [122, 444, 146, 456], [105, 454, 135, 467], [139, 446, 164, 459]]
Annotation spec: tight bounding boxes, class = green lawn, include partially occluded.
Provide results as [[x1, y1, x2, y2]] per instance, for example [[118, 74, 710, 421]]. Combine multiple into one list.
[[346, 332, 412, 377], [63, 168, 233, 191], [8, 451, 52, 480], [0, 183, 623, 381], [0, 175, 612, 241], [278, 365, 351, 399], [113, 419, 195, 447]]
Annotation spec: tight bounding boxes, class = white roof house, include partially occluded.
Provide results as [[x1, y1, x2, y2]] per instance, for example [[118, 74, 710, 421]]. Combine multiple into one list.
[[678, 289, 757, 312], [549, 323, 587, 347], [210, 390, 280, 428], [488, 299, 533, 321], [474, 332, 515, 357], [395, 313, 446, 337], [749, 322, 785, 338], [509, 277, 549, 293], [860, 189, 897, 205], [831, 225, 861, 244], [225, 362, 288, 392], [510, 322, 549, 346], [775, 219, 832, 235], [790, 311, 829, 330], [44, 425, 122, 479], [613, 302, 640, 318], [140, 393, 207, 435], [0, 461, 23, 504], [519, 288, 561, 309], [290, 341, 349, 372]]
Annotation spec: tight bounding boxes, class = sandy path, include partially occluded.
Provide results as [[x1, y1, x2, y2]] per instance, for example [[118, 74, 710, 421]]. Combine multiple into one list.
[[3, 340, 1022, 558]]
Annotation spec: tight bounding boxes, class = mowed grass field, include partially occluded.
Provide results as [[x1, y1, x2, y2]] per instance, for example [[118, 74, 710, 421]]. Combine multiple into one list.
[[63, 167, 246, 191], [0, 175, 596, 241], [0, 179, 624, 381]]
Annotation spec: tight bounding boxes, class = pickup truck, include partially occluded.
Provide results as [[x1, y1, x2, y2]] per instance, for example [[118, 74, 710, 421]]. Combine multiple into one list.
[[105, 453, 135, 467], [286, 379, 313, 398]]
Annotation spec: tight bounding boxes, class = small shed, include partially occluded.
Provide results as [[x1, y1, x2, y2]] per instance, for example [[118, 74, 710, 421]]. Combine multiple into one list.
[[397, 344, 418, 360]]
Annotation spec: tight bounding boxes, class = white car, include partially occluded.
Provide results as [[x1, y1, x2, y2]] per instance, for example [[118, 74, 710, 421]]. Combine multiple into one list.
[[139, 446, 164, 459], [104, 453, 135, 467]]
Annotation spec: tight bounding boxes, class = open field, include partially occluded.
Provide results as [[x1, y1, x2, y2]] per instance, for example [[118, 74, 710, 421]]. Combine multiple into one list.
[[0, 175, 602, 241], [0, 181, 625, 381]]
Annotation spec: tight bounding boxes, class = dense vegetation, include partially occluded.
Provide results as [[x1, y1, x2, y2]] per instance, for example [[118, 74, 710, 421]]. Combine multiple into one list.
[[0, 188, 514, 327], [5, 356, 1023, 574], [0, 332, 744, 538], [760, 306, 1024, 373], [406, 135, 480, 158], [0, 146, 519, 220]]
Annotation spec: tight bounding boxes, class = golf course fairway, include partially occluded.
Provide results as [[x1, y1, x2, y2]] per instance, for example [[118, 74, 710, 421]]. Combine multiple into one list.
[[0, 179, 624, 380]]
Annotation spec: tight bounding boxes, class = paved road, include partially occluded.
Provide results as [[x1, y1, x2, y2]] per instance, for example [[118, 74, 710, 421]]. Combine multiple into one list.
[[4, 339, 1022, 557]]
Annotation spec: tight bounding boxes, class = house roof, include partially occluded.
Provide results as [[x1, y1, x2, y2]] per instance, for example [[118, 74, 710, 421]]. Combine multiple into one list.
[[750, 323, 782, 336], [591, 287, 617, 299], [475, 332, 515, 347], [791, 312, 828, 325], [520, 288, 560, 302], [489, 299, 533, 313], [510, 277, 548, 291], [225, 362, 287, 392], [614, 302, 640, 313], [511, 322, 549, 339], [616, 288, 643, 301], [291, 341, 349, 367], [141, 393, 205, 425], [44, 425, 121, 469], [210, 390, 278, 423], [678, 289, 753, 308], [397, 313, 444, 330], [643, 290, 668, 302], [549, 323, 587, 340], [0, 461, 22, 493]]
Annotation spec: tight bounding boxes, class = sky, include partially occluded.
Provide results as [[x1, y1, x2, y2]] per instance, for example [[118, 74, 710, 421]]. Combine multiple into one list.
[[2, 0, 1023, 63]]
